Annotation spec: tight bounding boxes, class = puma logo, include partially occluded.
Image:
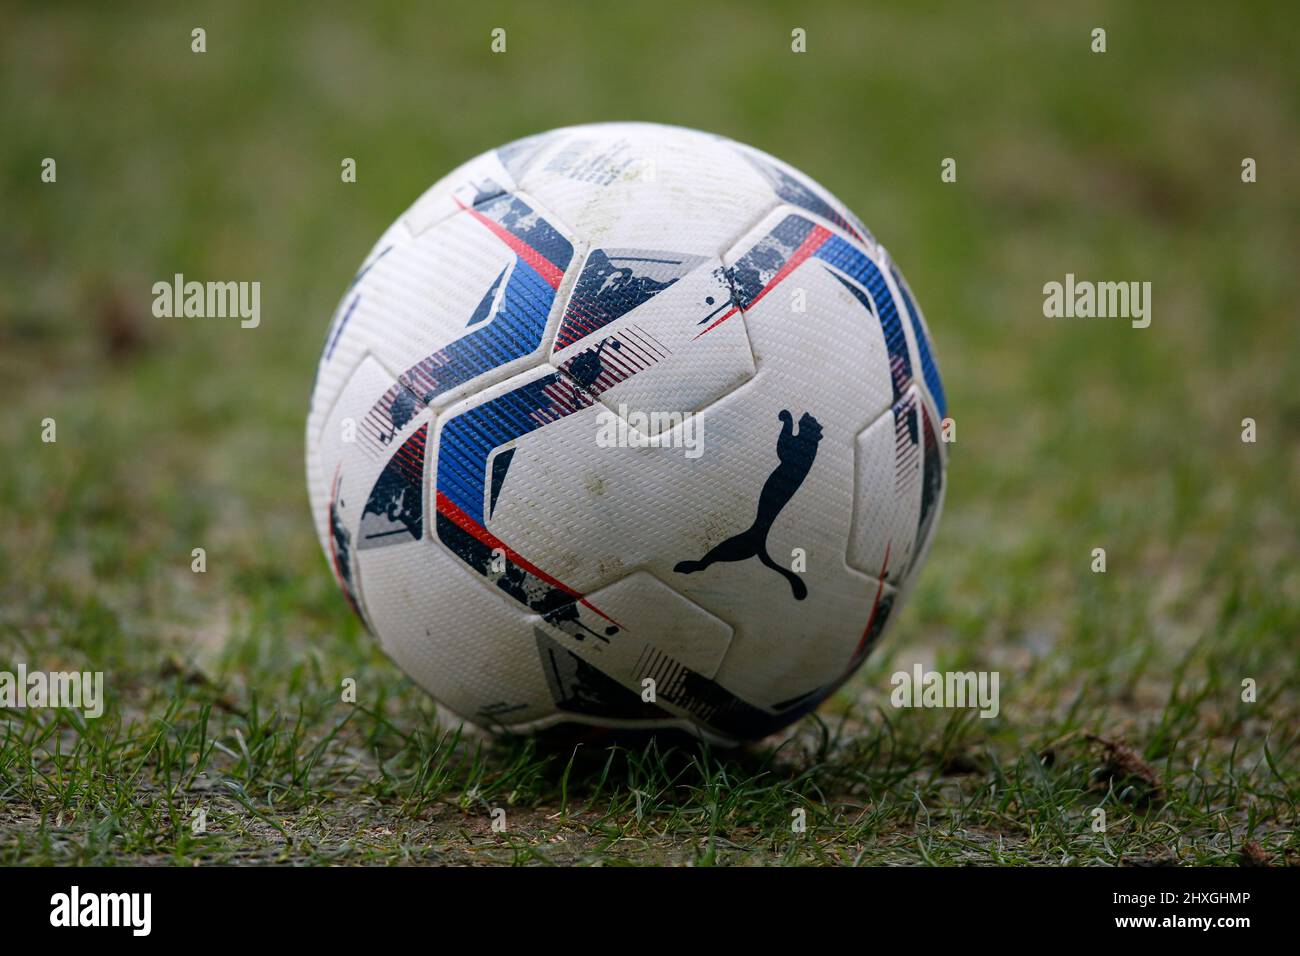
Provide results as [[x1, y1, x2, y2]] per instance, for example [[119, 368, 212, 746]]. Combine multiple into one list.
[[674, 410, 822, 600]]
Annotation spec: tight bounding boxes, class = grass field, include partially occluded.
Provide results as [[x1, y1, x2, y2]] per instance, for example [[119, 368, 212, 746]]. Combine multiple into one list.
[[1, 1, 1297, 865]]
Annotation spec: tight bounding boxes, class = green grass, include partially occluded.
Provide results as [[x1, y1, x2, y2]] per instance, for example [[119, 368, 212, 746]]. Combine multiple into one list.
[[1, 0, 1297, 865]]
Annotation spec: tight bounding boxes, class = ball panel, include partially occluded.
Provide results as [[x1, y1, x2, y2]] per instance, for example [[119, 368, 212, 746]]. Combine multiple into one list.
[[321, 194, 578, 439], [517, 124, 778, 256], [888, 260, 948, 423], [494, 130, 560, 185], [308, 222, 410, 441], [400, 145, 523, 239], [847, 386, 925, 587], [308, 354, 431, 626], [359, 534, 557, 729], [906, 387, 947, 582], [550, 251, 755, 437], [555, 569, 735, 686], [724, 139, 878, 252], [722, 207, 900, 435]]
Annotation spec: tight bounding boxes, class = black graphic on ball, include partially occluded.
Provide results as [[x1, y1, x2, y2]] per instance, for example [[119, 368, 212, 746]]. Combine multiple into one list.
[[674, 410, 822, 600]]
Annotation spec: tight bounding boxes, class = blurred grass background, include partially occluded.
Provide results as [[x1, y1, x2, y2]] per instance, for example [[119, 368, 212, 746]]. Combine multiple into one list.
[[1, 1, 1297, 864]]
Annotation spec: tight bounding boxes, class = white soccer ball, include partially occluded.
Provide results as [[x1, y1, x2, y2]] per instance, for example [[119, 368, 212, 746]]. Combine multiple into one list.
[[306, 122, 948, 744]]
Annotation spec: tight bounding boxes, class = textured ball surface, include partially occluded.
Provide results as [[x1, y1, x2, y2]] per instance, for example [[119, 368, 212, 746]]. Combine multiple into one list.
[[306, 122, 948, 744]]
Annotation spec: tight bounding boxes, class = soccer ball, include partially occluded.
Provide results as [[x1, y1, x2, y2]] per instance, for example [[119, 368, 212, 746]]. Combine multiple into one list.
[[306, 122, 948, 745]]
